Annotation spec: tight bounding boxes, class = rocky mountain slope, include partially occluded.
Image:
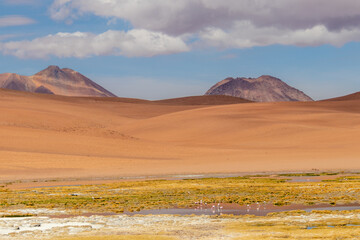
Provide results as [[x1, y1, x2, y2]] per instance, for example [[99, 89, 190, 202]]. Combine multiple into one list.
[[205, 75, 313, 102], [0, 66, 116, 97]]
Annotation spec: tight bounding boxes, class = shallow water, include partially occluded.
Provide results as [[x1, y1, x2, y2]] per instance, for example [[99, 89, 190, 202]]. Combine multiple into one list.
[[125, 203, 360, 216], [307, 224, 360, 229], [288, 177, 320, 182], [304, 206, 360, 212]]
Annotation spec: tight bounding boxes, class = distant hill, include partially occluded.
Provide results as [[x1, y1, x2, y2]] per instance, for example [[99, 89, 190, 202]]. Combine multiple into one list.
[[0, 65, 116, 97], [0, 87, 250, 107], [205, 75, 313, 102], [153, 95, 251, 105], [323, 92, 360, 101]]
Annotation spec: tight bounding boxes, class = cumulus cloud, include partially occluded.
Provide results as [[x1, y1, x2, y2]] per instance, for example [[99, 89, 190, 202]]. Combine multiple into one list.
[[49, 0, 231, 35], [199, 22, 360, 48], [49, 0, 360, 32], [0, 15, 35, 27], [49, 0, 360, 48], [0, 29, 189, 59], [3, 0, 360, 59]]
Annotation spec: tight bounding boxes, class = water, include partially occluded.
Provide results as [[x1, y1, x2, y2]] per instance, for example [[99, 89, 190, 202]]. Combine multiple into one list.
[[288, 178, 320, 182], [125, 203, 360, 216], [307, 225, 359, 229], [304, 206, 360, 212]]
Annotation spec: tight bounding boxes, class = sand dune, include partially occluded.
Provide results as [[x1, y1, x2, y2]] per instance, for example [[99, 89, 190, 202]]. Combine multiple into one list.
[[0, 89, 359, 181], [153, 95, 251, 105], [323, 91, 360, 101]]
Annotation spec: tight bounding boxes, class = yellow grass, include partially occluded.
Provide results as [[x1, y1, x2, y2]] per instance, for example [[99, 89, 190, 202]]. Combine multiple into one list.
[[228, 222, 360, 240], [54, 235, 177, 240], [0, 175, 359, 213], [49, 211, 360, 240]]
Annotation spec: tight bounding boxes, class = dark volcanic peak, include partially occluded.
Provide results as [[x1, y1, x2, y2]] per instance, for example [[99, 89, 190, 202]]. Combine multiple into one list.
[[35, 65, 80, 83], [36, 66, 68, 79], [34, 85, 54, 94], [205, 75, 313, 102], [0, 66, 116, 97], [42, 65, 61, 72]]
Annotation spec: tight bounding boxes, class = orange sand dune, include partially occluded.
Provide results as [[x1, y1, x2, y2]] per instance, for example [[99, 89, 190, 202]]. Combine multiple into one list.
[[0, 89, 359, 181], [323, 91, 360, 101], [153, 95, 251, 105]]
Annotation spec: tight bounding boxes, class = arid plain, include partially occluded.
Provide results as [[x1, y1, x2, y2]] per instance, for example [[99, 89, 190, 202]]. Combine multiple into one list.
[[1, 88, 359, 183]]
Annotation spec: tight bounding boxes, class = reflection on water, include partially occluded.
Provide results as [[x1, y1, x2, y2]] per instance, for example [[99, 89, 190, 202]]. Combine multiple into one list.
[[307, 224, 359, 229], [125, 203, 360, 216], [304, 206, 360, 212], [288, 178, 320, 182]]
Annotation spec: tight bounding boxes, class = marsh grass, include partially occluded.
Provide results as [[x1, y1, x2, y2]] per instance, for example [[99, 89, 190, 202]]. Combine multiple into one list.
[[227, 220, 360, 240], [54, 236, 177, 240], [229, 225, 360, 240], [0, 214, 34, 218], [49, 211, 360, 240], [0, 174, 358, 213]]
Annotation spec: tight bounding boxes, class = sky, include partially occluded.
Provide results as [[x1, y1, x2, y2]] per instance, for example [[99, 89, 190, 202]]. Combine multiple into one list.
[[1, 0, 360, 100]]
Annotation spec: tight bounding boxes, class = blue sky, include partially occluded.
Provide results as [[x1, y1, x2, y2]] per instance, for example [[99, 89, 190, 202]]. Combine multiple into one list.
[[1, 0, 360, 100]]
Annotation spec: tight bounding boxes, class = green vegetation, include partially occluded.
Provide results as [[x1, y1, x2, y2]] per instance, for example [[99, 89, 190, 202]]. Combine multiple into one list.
[[0, 214, 33, 218], [278, 172, 344, 177], [324, 176, 360, 182], [278, 173, 321, 177], [0, 173, 359, 213]]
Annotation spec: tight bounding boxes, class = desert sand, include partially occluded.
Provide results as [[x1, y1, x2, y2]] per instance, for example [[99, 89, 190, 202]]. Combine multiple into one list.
[[0, 89, 359, 182]]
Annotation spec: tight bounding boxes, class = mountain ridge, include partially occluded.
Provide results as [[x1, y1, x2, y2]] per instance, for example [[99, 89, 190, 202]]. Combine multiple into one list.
[[205, 75, 313, 102], [0, 66, 116, 97]]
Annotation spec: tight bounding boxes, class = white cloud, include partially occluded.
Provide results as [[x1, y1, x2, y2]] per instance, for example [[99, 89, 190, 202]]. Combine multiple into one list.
[[198, 22, 360, 48], [3, 0, 360, 59], [48, 0, 360, 49], [0, 29, 189, 59], [0, 15, 35, 27], [49, 0, 360, 33]]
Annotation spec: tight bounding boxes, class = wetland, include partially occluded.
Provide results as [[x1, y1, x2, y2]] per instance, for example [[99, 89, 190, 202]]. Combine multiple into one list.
[[0, 172, 359, 239]]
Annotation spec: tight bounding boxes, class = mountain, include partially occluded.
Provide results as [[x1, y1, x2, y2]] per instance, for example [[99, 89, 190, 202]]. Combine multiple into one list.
[[0, 73, 36, 92], [205, 75, 313, 102], [0, 66, 116, 97]]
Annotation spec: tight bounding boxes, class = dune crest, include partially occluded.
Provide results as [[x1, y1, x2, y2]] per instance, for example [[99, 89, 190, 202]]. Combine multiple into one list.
[[0, 89, 359, 181]]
